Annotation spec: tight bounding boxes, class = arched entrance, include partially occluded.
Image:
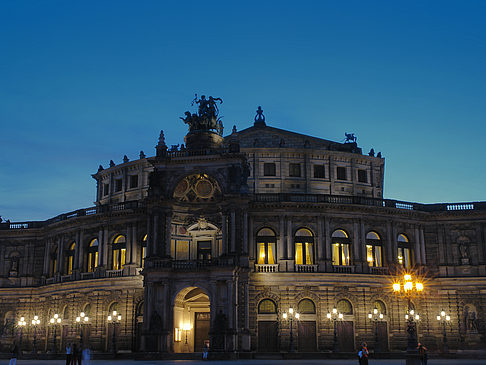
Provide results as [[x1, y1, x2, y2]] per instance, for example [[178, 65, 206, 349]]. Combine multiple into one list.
[[173, 287, 210, 353]]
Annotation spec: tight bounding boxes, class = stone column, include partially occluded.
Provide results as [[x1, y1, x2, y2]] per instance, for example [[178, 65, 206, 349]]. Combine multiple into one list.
[[97, 228, 104, 268], [152, 214, 159, 256], [130, 224, 138, 265], [248, 216, 254, 259], [222, 214, 228, 255], [57, 237, 63, 274], [165, 215, 172, 258], [391, 224, 398, 264], [278, 217, 285, 259], [414, 227, 422, 265], [420, 228, 426, 265], [242, 212, 248, 255], [230, 211, 236, 253], [42, 239, 50, 276], [360, 220, 367, 270], [103, 227, 109, 267], [325, 217, 331, 264], [74, 231, 81, 270], [353, 222, 360, 262], [317, 216, 324, 261], [386, 222, 393, 264], [286, 218, 292, 260]]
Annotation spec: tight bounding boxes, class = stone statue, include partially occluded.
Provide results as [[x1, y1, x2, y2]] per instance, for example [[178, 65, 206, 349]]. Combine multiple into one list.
[[255, 106, 265, 123], [181, 94, 224, 135], [344, 133, 357, 143], [369, 148, 375, 157], [139, 150, 146, 159], [460, 243, 469, 259], [123, 155, 129, 163], [109, 160, 115, 167], [377, 152, 382, 158]]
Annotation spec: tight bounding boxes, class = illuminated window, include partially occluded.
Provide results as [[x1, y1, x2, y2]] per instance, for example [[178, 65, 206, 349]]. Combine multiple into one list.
[[397, 234, 412, 269], [65, 242, 76, 275], [313, 165, 325, 178], [336, 299, 353, 315], [332, 230, 351, 266], [336, 167, 347, 180], [294, 228, 314, 265], [256, 228, 276, 265], [289, 163, 301, 177], [263, 163, 276, 176], [366, 231, 383, 267], [87, 238, 99, 273], [258, 299, 277, 314], [373, 300, 386, 315], [112, 235, 126, 270], [298, 299, 316, 314], [141, 234, 147, 268]]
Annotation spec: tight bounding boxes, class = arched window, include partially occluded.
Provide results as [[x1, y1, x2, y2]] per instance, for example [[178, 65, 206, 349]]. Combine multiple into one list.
[[112, 235, 126, 270], [83, 303, 91, 317], [65, 242, 76, 275], [256, 228, 276, 265], [298, 299, 316, 314], [397, 234, 412, 269], [108, 302, 119, 316], [294, 228, 314, 265], [373, 300, 386, 315], [258, 299, 277, 314], [87, 238, 99, 273], [366, 231, 383, 267], [336, 299, 353, 315], [141, 234, 147, 268], [332, 230, 351, 266], [49, 246, 58, 277], [63, 305, 70, 321]]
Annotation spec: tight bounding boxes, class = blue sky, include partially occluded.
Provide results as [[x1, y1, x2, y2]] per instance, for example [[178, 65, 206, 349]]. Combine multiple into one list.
[[1, 0, 485, 221]]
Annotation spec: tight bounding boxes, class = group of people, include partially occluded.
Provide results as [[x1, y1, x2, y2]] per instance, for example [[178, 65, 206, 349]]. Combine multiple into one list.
[[66, 343, 91, 365], [357, 341, 428, 365]]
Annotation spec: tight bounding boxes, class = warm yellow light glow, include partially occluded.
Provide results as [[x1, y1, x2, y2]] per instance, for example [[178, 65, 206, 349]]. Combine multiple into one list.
[[80, 312, 85, 317], [20, 317, 24, 321], [34, 315, 38, 320], [379, 313, 384, 319], [404, 282, 413, 291], [183, 323, 191, 331], [416, 283, 424, 292], [446, 315, 450, 321], [295, 313, 300, 319], [441, 311, 445, 317], [415, 315, 419, 320], [404, 274, 412, 281], [373, 308, 378, 315], [108, 315, 112, 321], [437, 315, 441, 321], [113, 310, 117, 316], [410, 309, 414, 315], [54, 314, 59, 319], [326, 313, 331, 319], [338, 313, 343, 319], [405, 314, 409, 320], [393, 283, 400, 292], [50, 318, 54, 324], [117, 315, 121, 321], [332, 308, 337, 314], [283, 312, 288, 319], [368, 313, 372, 319], [76, 317, 80, 322], [174, 327, 182, 342], [289, 308, 294, 314], [57, 318, 61, 323]]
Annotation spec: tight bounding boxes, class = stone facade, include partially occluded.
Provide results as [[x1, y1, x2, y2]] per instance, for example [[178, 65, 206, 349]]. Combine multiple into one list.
[[0, 112, 485, 355]]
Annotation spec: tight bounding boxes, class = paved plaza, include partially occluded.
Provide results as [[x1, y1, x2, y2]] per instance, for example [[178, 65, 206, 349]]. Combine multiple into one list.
[[1, 360, 485, 365]]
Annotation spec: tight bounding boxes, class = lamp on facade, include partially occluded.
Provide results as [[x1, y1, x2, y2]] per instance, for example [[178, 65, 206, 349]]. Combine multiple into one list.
[[17, 316, 26, 351], [31, 315, 40, 354], [327, 307, 343, 352], [393, 272, 424, 365], [282, 307, 300, 352], [368, 308, 384, 353], [76, 312, 89, 346], [107, 310, 122, 355], [436, 310, 451, 353], [49, 314, 62, 353], [182, 323, 191, 344]]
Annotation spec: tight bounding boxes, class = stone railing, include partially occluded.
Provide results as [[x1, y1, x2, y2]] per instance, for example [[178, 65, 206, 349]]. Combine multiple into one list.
[[145, 258, 235, 271], [255, 264, 279, 273], [370, 266, 389, 275], [106, 269, 124, 278], [80, 272, 96, 280], [254, 194, 486, 212], [333, 265, 355, 274], [295, 264, 318, 273]]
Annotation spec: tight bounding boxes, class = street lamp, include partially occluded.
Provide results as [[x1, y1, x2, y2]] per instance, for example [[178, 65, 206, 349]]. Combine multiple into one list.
[[393, 273, 424, 365], [368, 308, 384, 352], [75, 312, 89, 347], [182, 323, 191, 344], [31, 315, 40, 354], [436, 310, 451, 353], [282, 307, 300, 352], [107, 310, 122, 355], [17, 316, 26, 351], [327, 307, 343, 352], [49, 314, 62, 353]]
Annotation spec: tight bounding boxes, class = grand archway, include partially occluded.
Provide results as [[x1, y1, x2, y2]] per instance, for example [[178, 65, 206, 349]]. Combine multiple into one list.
[[173, 287, 210, 353]]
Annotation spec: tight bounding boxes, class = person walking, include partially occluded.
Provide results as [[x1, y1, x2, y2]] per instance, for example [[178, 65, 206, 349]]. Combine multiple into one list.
[[417, 343, 428, 365], [358, 341, 369, 365], [9, 341, 19, 365], [66, 343, 72, 365], [82, 346, 91, 365]]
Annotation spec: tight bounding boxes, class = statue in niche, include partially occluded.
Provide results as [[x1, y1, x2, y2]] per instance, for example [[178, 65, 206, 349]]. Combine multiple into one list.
[[464, 304, 480, 333]]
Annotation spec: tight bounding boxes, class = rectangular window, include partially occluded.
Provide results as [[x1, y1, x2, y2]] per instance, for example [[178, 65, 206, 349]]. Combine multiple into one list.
[[367, 245, 382, 267], [263, 163, 276, 176], [197, 241, 211, 260], [257, 242, 275, 264], [358, 169, 368, 183], [305, 242, 313, 264], [114, 178, 123, 192], [314, 165, 325, 178], [87, 252, 98, 272], [289, 163, 301, 177], [332, 243, 340, 265], [103, 183, 109, 196], [141, 246, 146, 268], [398, 247, 411, 268], [129, 175, 139, 188], [176, 240, 190, 260], [67, 256, 73, 275], [341, 244, 350, 265], [295, 242, 303, 265], [337, 167, 347, 180], [112, 248, 126, 270]]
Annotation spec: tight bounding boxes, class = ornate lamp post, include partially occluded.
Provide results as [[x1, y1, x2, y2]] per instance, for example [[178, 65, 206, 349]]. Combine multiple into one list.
[[327, 307, 343, 352], [107, 310, 122, 355], [17, 316, 26, 351], [368, 308, 384, 353], [31, 315, 40, 354], [436, 310, 451, 353], [182, 323, 191, 345], [282, 307, 300, 352], [393, 273, 424, 365], [49, 314, 62, 353], [75, 312, 89, 347]]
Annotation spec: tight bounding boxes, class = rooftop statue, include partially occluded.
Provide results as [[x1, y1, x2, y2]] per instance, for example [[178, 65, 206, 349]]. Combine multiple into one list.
[[180, 94, 224, 136], [344, 132, 357, 143]]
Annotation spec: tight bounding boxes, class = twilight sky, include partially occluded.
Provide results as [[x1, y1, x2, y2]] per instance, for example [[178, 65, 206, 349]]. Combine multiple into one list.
[[1, 0, 485, 222]]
